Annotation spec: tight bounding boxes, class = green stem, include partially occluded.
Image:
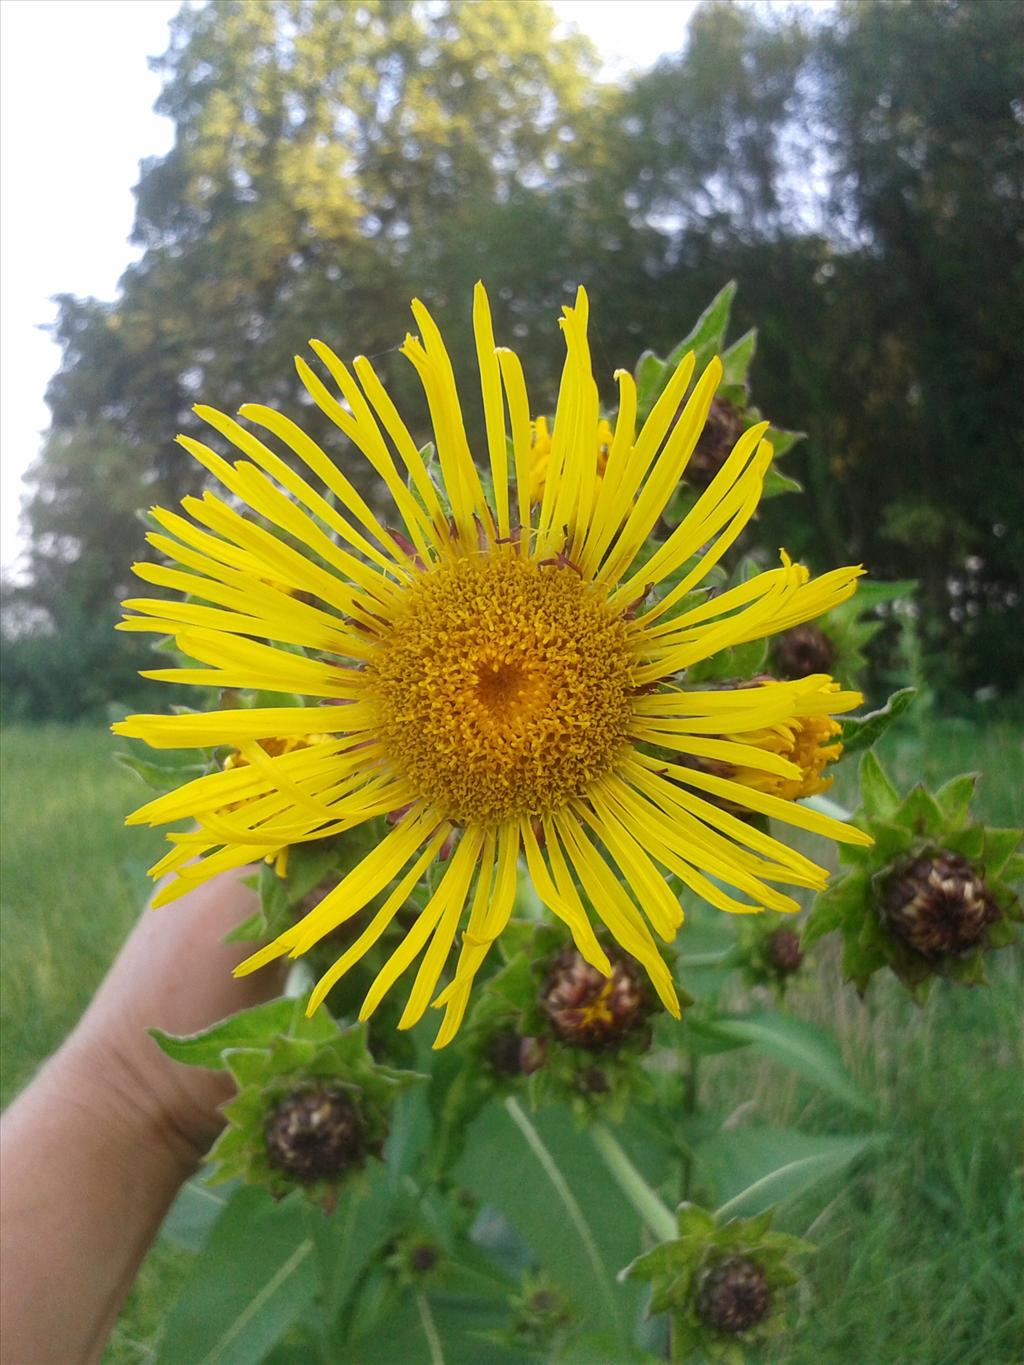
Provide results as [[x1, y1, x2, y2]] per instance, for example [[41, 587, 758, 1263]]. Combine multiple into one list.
[[675, 950, 734, 967], [590, 1122, 676, 1242], [680, 1051, 700, 1203], [416, 1290, 445, 1365]]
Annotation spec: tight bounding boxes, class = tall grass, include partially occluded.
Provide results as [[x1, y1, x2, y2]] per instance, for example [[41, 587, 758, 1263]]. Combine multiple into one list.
[[1, 721, 1021, 1362], [0, 727, 166, 1107]]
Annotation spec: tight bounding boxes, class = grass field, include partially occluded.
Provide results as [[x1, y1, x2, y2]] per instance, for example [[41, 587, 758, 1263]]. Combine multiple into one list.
[[2, 721, 1022, 1362]]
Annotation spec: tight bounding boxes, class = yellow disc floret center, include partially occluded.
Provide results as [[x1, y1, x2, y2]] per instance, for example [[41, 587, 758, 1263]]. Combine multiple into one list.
[[367, 552, 637, 824]]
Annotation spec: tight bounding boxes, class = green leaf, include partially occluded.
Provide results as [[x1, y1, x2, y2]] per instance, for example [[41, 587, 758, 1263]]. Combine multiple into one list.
[[157, 1189, 316, 1365], [223, 910, 265, 944], [841, 688, 918, 756], [161, 1179, 234, 1254], [760, 465, 803, 499], [114, 749, 207, 792], [894, 785, 945, 836], [705, 1011, 874, 1114], [763, 425, 804, 458], [665, 281, 736, 377], [698, 1128, 882, 1218], [858, 749, 901, 819], [846, 579, 917, 610], [720, 328, 756, 388], [311, 1160, 403, 1325], [350, 1292, 523, 1365], [453, 1101, 645, 1346], [684, 1014, 753, 1056], [934, 773, 979, 830], [980, 827, 1023, 879], [634, 350, 667, 415], [149, 997, 332, 1069]]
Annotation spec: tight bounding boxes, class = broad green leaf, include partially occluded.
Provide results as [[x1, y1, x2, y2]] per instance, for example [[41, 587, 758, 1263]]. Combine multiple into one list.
[[858, 749, 900, 819], [312, 1159, 402, 1325], [706, 1011, 874, 1114], [157, 1189, 316, 1365], [161, 1178, 234, 1253], [697, 1128, 882, 1218], [353, 1292, 524, 1365], [684, 1015, 753, 1056], [453, 1101, 646, 1345], [841, 688, 917, 756]]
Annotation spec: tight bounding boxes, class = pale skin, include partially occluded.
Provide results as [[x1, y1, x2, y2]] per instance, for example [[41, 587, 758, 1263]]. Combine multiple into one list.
[[0, 870, 286, 1365]]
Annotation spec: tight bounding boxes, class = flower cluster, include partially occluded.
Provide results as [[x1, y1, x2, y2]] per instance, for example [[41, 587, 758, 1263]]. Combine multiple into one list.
[[623, 1204, 809, 1363], [115, 284, 869, 1045], [804, 753, 1021, 999]]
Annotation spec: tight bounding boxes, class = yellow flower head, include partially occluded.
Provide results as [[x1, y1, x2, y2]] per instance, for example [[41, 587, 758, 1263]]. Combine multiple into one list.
[[114, 284, 870, 1047], [730, 705, 845, 802], [529, 413, 614, 505]]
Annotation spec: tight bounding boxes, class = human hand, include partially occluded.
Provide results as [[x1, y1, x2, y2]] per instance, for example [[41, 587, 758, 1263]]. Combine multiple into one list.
[[59, 867, 288, 1172]]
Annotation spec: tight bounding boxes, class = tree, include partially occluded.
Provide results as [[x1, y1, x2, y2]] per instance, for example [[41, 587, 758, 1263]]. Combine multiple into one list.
[[17, 0, 616, 715]]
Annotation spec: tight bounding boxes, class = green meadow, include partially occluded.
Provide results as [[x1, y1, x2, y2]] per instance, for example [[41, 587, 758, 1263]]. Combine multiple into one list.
[[2, 722, 1022, 1363]]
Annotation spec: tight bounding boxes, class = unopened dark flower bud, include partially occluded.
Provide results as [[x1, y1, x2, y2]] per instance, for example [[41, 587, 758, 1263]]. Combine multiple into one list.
[[772, 623, 837, 680], [542, 947, 648, 1049], [766, 928, 804, 975], [879, 852, 1000, 958], [688, 397, 746, 488], [698, 1255, 772, 1335], [409, 1243, 440, 1274], [264, 1086, 364, 1182]]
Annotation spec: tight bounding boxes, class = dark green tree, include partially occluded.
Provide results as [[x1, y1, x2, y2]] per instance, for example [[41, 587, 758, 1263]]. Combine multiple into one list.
[[14, 0, 618, 716]]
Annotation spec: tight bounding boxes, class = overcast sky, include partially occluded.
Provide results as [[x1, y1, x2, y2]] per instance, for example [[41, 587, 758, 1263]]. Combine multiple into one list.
[[0, 0, 700, 576]]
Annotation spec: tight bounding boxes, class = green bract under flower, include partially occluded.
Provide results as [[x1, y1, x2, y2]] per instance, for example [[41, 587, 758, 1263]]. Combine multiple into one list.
[[623, 1204, 809, 1364], [803, 752, 1022, 1000], [151, 999, 420, 1210]]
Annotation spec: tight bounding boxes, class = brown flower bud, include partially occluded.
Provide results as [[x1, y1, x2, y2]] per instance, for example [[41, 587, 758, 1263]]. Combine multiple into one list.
[[409, 1243, 440, 1273], [698, 1255, 772, 1334], [541, 947, 648, 1049], [766, 927, 804, 975], [879, 852, 1000, 958], [772, 623, 838, 680], [688, 397, 746, 488], [264, 1086, 365, 1182]]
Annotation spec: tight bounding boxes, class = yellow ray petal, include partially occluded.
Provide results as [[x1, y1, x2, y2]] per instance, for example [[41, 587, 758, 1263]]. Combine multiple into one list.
[[306, 828, 449, 1015], [553, 812, 680, 1016]]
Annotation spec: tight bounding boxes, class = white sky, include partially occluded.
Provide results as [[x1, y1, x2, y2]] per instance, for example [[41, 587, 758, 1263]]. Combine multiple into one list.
[[0, 0, 700, 577]]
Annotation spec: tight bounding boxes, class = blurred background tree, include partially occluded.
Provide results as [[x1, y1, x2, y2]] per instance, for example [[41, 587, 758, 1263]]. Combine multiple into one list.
[[5, 0, 1022, 719]]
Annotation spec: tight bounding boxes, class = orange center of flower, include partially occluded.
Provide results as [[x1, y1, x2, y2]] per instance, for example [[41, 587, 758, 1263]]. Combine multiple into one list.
[[367, 551, 637, 824]]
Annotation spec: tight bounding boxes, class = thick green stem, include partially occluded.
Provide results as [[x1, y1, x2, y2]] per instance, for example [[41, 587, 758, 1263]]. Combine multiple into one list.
[[590, 1122, 676, 1242], [680, 1051, 700, 1203]]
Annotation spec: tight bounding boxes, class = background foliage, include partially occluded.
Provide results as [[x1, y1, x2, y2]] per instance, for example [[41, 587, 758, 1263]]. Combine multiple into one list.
[[3, 0, 1022, 718], [2, 723, 1021, 1362]]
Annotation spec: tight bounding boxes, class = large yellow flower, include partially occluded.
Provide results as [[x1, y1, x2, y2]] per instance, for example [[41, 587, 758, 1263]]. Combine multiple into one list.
[[114, 285, 870, 1047]]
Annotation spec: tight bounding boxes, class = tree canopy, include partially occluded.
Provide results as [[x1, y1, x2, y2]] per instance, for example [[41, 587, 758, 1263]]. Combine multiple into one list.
[[7, 0, 1022, 718]]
